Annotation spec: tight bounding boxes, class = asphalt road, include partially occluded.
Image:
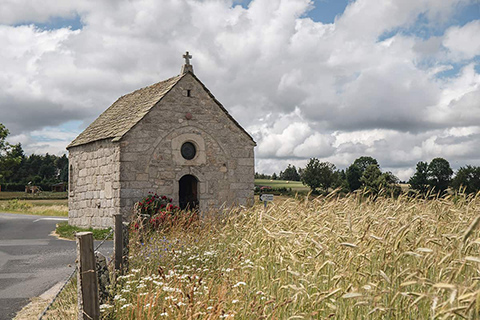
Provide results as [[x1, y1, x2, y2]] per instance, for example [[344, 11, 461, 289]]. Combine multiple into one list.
[[0, 212, 113, 320]]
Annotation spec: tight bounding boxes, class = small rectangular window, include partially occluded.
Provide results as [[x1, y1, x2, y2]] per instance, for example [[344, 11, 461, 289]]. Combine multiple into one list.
[[187, 89, 191, 97]]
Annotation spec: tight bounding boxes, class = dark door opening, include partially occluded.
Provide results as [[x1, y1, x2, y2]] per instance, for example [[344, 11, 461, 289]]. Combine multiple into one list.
[[179, 175, 199, 210]]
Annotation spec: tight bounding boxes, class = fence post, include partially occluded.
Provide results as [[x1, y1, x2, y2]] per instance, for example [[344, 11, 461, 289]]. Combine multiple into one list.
[[114, 214, 123, 271], [76, 232, 100, 320]]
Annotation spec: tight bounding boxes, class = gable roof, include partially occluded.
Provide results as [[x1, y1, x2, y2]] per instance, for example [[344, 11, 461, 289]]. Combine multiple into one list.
[[68, 72, 255, 149], [68, 74, 183, 148]]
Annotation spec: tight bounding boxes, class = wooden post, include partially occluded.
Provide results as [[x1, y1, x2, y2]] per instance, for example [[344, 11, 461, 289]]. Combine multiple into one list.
[[114, 214, 123, 271], [76, 232, 100, 320]]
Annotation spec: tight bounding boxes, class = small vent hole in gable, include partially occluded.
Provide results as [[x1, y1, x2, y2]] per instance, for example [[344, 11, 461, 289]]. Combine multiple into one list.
[[187, 89, 191, 97]]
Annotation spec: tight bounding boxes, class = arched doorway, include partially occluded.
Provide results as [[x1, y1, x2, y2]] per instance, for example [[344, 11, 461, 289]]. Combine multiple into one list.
[[179, 175, 199, 210]]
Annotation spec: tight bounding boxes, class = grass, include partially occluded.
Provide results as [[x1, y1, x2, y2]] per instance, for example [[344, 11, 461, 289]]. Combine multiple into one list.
[[60, 190, 479, 319], [0, 191, 67, 200], [255, 179, 309, 191], [0, 199, 68, 216], [43, 277, 78, 320], [55, 221, 113, 240]]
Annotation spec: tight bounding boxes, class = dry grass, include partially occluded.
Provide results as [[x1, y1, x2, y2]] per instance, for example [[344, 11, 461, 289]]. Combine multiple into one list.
[[42, 277, 78, 319], [0, 199, 68, 216], [56, 191, 480, 319]]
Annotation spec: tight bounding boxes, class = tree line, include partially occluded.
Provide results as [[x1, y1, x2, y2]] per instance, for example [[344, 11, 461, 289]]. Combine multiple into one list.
[[256, 156, 480, 196], [0, 123, 68, 191]]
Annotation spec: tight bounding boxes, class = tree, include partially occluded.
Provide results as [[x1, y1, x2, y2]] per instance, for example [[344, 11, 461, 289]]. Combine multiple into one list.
[[301, 158, 336, 192], [0, 123, 8, 151], [271, 172, 278, 180], [346, 164, 362, 191], [346, 156, 379, 191], [332, 169, 349, 192], [378, 171, 401, 196], [427, 158, 453, 193], [280, 164, 300, 181], [255, 172, 271, 179], [360, 164, 400, 196], [56, 154, 69, 182], [451, 165, 480, 194], [353, 156, 379, 172], [360, 164, 382, 193], [408, 161, 429, 194], [0, 124, 22, 183]]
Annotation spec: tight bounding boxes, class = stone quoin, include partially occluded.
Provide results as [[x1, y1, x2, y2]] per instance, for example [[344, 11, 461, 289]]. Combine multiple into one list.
[[67, 52, 256, 228]]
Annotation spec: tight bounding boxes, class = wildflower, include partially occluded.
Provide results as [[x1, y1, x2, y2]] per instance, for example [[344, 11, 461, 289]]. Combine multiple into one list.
[[100, 304, 113, 310], [233, 281, 246, 288], [232, 300, 239, 304], [113, 294, 122, 300], [120, 303, 132, 309], [160, 312, 168, 316]]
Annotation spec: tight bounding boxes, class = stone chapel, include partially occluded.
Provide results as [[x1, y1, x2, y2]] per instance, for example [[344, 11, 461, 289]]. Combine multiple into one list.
[[67, 53, 256, 228]]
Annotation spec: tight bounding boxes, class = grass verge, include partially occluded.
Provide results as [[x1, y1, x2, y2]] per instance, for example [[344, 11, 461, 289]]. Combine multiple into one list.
[[0, 199, 68, 216], [43, 277, 78, 319], [56, 221, 113, 240]]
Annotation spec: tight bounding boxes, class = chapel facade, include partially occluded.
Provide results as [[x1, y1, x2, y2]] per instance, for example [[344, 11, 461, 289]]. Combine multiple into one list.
[[67, 53, 256, 228]]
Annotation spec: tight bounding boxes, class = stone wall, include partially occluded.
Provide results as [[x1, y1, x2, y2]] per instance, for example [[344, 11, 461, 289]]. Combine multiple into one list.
[[68, 140, 121, 228], [68, 72, 255, 228], [118, 73, 255, 217]]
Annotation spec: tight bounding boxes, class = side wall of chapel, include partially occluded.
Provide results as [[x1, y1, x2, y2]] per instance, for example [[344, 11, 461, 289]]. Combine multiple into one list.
[[68, 140, 121, 228]]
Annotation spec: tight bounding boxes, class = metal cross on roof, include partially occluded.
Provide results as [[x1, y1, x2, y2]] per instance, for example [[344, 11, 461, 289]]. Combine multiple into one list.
[[183, 51, 192, 65]]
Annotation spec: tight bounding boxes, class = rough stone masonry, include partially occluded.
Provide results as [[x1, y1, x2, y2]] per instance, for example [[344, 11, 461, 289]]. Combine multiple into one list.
[[67, 53, 256, 228]]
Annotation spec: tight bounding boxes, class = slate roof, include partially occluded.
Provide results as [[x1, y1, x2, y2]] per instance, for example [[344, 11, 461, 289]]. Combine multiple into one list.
[[68, 74, 183, 148], [68, 72, 255, 149]]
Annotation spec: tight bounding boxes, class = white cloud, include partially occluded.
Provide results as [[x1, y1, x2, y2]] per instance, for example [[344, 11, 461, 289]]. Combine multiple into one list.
[[443, 20, 480, 60], [0, 0, 479, 181]]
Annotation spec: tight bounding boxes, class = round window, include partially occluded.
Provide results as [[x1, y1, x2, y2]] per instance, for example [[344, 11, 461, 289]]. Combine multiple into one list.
[[181, 142, 196, 160]]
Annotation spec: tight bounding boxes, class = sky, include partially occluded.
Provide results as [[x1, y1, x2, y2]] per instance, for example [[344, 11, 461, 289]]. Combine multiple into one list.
[[1, 0, 480, 181]]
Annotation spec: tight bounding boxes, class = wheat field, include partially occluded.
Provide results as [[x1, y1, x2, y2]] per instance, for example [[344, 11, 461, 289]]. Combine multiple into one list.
[[80, 191, 480, 319]]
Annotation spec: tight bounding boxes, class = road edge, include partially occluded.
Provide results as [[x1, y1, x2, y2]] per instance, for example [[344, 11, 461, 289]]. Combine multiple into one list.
[[13, 281, 64, 320]]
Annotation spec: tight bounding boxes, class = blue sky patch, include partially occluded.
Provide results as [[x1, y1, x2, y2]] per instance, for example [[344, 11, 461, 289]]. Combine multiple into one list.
[[15, 13, 83, 31], [308, 0, 350, 23]]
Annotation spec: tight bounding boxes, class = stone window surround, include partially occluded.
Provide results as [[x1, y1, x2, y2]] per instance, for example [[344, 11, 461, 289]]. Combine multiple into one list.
[[171, 133, 206, 166]]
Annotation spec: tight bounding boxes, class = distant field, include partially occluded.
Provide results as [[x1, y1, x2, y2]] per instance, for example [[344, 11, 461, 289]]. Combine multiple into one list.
[[0, 191, 67, 200], [0, 196, 68, 216], [255, 179, 309, 191]]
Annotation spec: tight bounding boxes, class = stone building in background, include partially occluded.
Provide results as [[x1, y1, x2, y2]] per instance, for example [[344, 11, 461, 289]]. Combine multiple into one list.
[[67, 53, 256, 228]]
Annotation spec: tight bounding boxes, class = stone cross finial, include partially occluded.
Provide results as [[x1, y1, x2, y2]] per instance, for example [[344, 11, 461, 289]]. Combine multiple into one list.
[[181, 51, 194, 74], [183, 51, 192, 65]]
